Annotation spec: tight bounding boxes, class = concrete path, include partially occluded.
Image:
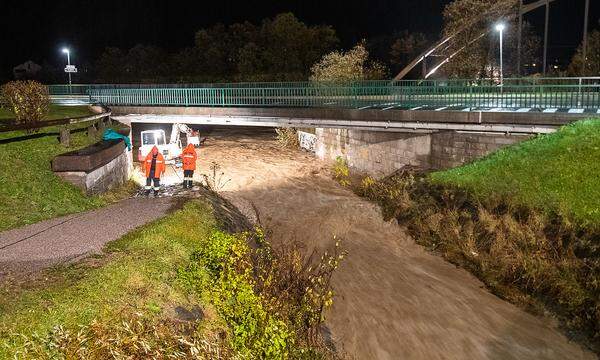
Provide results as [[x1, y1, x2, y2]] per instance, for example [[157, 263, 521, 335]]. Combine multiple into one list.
[[0, 197, 174, 276]]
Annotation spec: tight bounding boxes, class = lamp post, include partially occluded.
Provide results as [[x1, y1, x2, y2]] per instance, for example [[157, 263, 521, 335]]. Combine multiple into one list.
[[62, 48, 72, 93], [495, 23, 506, 87]]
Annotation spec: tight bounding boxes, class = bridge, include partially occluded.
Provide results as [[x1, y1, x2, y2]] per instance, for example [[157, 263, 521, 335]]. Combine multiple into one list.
[[48, 77, 600, 175]]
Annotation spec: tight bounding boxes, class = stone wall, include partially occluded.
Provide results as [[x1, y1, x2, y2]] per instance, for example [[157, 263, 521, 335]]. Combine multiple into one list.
[[430, 132, 531, 169], [315, 128, 431, 177], [315, 128, 532, 176]]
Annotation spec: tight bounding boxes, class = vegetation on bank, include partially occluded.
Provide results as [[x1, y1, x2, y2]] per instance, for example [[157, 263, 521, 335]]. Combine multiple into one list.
[[0, 200, 343, 358], [340, 118, 600, 352], [431, 119, 600, 227]]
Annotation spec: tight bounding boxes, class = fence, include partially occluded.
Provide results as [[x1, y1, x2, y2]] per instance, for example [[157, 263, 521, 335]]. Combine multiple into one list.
[[48, 77, 600, 110]]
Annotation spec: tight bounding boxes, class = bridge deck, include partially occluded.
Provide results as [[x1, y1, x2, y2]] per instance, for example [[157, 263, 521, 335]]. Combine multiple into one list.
[[111, 105, 591, 134]]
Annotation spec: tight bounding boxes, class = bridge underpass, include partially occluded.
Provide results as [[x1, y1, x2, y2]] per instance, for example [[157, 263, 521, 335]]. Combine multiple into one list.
[[50, 78, 600, 174]]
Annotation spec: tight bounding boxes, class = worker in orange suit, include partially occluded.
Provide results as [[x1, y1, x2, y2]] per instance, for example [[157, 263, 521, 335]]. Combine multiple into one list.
[[181, 143, 197, 188], [144, 146, 166, 196]]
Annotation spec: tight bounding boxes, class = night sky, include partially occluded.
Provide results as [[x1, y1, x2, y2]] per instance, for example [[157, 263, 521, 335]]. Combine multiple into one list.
[[1, 0, 599, 81]]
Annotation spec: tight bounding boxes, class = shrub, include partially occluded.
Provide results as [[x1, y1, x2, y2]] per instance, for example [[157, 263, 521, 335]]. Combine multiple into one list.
[[179, 229, 345, 359], [332, 157, 351, 187], [1, 80, 50, 127], [201, 162, 231, 192], [275, 128, 300, 148]]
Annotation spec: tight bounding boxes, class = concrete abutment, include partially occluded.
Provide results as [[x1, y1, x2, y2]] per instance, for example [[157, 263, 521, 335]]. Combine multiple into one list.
[[315, 128, 531, 176]]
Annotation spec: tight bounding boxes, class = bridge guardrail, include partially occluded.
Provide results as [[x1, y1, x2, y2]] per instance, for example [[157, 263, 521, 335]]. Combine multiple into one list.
[[47, 78, 600, 110]]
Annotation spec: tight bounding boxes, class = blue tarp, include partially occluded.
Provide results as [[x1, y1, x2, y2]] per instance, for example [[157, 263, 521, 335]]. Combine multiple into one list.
[[102, 129, 131, 150]]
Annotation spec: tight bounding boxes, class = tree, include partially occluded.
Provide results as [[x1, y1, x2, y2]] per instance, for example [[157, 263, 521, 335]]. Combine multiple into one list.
[[310, 42, 388, 82], [441, 0, 519, 78], [239, 13, 338, 81], [96, 47, 125, 82], [568, 29, 600, 76], [389, 31, 429, 70]]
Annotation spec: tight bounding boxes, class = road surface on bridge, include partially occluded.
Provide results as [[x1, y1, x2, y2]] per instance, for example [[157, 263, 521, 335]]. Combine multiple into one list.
[[196, 127, 593, 360]]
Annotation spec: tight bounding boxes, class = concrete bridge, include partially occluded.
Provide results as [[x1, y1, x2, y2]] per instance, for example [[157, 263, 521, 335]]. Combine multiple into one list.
[[50, 78, 600, 175]]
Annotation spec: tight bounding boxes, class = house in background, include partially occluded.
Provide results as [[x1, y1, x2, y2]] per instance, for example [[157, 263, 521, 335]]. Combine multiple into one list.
[[13, 60, 42, 79]]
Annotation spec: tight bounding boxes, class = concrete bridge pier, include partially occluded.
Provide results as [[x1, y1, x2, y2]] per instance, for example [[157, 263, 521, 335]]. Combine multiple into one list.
[[315, 128, 531, 176]]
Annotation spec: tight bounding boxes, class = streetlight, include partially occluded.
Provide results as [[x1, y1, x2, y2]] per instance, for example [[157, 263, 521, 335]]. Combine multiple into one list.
[[495, 23, 506, 87], [61, 48, 72, 90]]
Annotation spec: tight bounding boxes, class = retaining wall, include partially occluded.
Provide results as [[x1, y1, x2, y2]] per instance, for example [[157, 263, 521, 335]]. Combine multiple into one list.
[[315, 128, 531, 176], [53, 140, 132, 195]]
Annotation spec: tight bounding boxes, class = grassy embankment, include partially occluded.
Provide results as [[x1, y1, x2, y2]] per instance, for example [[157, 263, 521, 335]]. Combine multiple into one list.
[[354, 118, 600, 352], [0, 105, 133, 232], [0, 104, 93, 122], [0, 200, 340, 358]]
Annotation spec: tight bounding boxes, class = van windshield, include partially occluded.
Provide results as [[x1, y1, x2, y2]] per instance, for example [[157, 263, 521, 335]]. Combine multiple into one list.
[[142, 132, 166, 146]]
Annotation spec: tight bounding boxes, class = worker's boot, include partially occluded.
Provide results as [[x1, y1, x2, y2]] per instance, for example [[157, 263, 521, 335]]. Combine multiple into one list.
[[145, 189, 151, 197], [153, 189, 159, 197]]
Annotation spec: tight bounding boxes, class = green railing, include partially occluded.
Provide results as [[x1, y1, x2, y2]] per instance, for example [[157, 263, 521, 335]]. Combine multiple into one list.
[[48, 77, 600, 110]]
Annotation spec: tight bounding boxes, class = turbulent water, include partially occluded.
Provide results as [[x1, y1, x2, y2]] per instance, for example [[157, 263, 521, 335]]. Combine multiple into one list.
[[192, 127, 593, 360]]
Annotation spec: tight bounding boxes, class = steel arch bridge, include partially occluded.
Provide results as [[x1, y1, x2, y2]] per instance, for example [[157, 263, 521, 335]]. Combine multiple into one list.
[[393, 0, 561, 80]]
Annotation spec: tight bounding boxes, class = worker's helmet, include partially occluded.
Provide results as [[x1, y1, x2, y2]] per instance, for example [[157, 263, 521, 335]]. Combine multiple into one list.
[[151, 146, 159, 155]]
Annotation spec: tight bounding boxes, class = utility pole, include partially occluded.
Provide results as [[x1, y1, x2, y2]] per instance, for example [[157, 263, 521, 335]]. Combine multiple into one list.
[[543, 0, 550, 75], [517, 0, 523, 76], [582, 0, 590, 76]]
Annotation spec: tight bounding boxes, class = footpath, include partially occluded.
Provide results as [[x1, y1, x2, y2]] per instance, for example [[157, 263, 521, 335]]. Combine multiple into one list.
[[0, 197, 174, 276]]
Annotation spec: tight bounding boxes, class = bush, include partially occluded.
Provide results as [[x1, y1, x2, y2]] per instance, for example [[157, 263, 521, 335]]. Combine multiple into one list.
[[275, 128, 300, 148], [332, 157, 351, 187], [1, 80, 50, 127], [178, 229, 345, 359]]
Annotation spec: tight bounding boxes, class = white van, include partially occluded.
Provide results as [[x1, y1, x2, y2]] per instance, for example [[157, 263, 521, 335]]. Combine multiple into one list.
[[137, 129, 182, 163]]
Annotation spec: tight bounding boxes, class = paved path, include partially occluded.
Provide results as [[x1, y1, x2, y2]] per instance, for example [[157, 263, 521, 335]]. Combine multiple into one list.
[[197, 128, 595, 360], [0, 197, 174, 276]]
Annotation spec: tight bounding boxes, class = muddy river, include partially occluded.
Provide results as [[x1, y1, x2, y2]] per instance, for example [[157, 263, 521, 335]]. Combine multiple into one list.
[[160, 127, 593, 359]]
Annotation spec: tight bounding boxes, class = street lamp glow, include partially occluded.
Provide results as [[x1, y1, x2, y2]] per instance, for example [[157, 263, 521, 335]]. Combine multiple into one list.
[[494, 23, 506, 87], [61, 47, 72, 87]]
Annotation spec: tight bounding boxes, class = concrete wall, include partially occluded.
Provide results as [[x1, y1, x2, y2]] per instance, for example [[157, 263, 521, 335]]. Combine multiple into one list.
[[430, 132, 530, 169], [315, 128, 531, 176], [55, 147, 132, 195]]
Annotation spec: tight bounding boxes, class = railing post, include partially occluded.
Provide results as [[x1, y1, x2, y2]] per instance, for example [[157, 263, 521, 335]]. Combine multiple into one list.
[[59, 126, 70, 147]]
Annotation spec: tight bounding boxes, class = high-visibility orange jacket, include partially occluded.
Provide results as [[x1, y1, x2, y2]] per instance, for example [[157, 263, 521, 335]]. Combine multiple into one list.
[[144, 146, 166, 178], [181, 143, 197, 171]]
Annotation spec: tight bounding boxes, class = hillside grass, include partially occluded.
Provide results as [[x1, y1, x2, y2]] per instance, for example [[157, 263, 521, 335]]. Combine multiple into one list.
[[431, 118, 600, 227], [0, 127, 112, 231], [0, 201, 221, 358], [0, 105, 93, 122]]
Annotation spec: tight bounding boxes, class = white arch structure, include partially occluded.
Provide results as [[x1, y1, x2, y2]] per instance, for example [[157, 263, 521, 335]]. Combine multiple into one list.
[[392, 0, 557, 80]]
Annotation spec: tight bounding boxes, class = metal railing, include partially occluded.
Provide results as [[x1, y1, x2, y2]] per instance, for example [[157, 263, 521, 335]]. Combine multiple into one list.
[[48, 77, 600, 110]]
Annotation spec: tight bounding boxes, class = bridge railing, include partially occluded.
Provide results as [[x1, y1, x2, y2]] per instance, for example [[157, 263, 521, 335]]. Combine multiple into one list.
[[48, 77, 600, 110]]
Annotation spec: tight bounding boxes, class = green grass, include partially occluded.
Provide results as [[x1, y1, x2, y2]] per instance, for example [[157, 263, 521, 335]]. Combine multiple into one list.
[[0, 104, 94, 122], [0, 200, 217, 358], [431, 118, 600, 226], [0, 126, 112, 231]]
